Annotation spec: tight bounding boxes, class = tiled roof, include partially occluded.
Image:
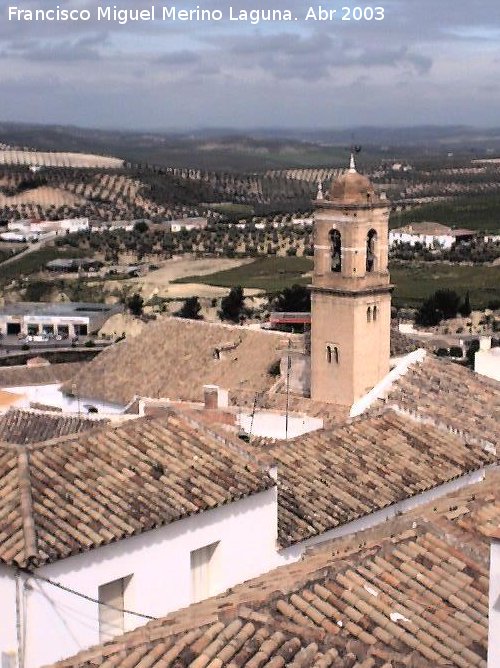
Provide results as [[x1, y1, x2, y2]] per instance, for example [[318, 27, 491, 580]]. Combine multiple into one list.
[[391, 221, 453, 235], [64, 318, 292, 405], [381, 355, 500, 448], [50, 470, 500, 668], [389, 328, 420, 357], [0, 362, 85, 387], [269, 409, 496, 547], [0, 409, 103, 445], [0, 413, 272, 567]]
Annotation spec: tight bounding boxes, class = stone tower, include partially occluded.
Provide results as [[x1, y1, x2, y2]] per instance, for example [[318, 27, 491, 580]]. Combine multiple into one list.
[[310, 156, 391, 406]]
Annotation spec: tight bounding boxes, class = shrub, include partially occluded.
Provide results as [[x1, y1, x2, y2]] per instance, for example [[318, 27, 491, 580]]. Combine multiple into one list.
[[175, 296, 203, 320], [268, 360, 281, 376], [127, 293, 144, 316]]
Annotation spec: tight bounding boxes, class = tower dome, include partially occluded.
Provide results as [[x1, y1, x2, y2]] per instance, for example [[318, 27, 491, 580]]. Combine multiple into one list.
[[329, 154, 379, 205]]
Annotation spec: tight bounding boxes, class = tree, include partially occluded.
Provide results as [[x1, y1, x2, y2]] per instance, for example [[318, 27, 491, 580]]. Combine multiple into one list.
[[218, 286, 248, 323], [271, 284, 311, 313], [459, 291, 472, 317], [416, 289, 461, 326], [433, 289, 461, 319], [133, 221, 149, 234], [175, 296, 203, 320], [127, 293, 144, 316]]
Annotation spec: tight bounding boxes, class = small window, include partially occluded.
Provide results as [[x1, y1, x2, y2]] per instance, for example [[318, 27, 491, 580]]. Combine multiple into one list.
[[327, 345, 339, 364], [98, 576, 131, 641], [329, 229, 342, 273], [366, 229, 377, 272], [367, 307, 372, 322], [373, 306, 378, 321], [191, 542, 219, 603]]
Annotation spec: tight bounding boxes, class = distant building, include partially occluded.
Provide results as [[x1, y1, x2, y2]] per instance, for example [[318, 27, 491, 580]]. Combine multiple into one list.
[[8, 217, 89, 237], [0, 302, 121, 338], [169, 217, 208, 233], [45, 258, 103, 273], [389, 221, 476, 249], [90, 220, 135, 233], [0, 231, 28, 242]]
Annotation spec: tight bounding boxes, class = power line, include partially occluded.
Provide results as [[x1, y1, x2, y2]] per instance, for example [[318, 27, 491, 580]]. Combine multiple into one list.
[[23, 570, 158, 621]]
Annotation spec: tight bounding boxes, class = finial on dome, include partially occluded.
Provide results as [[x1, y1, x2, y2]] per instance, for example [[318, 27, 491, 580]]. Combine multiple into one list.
[[349, 152, 357, 173], [317, 179, 323, 200]]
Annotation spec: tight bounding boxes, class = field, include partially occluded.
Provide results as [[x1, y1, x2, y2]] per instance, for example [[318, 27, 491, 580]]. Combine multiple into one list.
[[390, 262, 500, 308], [0, 246, 88, 286], [174, 256, 312, 292], [173, 256, 500, 308], [0, 150, 123, 169]]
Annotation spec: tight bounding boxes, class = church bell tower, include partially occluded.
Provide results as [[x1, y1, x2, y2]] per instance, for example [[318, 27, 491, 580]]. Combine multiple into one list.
[[310, 156, 392, 406]]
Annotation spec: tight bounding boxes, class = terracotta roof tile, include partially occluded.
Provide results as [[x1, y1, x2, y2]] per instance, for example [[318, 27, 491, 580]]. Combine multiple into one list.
[[262, 410, 496, 547], [382, 355, 500, 448], [0, 412, 272, 567], [64, 318, 293, 406], [1, 362, 85, 387], [49, 470, 500, 668], [0, 409, 103, 445]]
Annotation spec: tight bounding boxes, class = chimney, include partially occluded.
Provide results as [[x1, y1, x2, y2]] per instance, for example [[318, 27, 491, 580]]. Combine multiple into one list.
[[480, 336, 492, 352], [203, 385, 219, 410], [488, 530, 500, 667], [203, 385, 229, 410]]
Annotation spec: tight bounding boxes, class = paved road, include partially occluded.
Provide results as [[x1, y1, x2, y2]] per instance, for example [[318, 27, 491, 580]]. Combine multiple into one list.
[[0, 233, 55, 268]]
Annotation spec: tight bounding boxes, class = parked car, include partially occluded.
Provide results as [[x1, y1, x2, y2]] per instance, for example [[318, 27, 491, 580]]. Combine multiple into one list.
[[25, 333, 50, 343]]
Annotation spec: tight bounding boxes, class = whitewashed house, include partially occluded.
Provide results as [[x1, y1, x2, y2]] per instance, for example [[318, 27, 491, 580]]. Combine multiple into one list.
[[8, 218, 89, 237], [0, 412, 277, 667], [389, 221, 475, 249]]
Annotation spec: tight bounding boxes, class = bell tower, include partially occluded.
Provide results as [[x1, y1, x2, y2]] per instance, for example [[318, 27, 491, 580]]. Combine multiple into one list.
[[310, 155, 392, 406]]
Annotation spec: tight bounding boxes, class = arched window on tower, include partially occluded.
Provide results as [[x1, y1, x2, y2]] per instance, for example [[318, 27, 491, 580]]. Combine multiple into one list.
[[326, 345, 339, 364], [373, 305, 378, 321], [367, 306, 372, 322], [330, 229, 341, 273], [366, 229, 377, 272]]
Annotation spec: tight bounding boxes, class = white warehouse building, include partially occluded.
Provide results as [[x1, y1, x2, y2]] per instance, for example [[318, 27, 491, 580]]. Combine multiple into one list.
[[0, 302, 121, 338]]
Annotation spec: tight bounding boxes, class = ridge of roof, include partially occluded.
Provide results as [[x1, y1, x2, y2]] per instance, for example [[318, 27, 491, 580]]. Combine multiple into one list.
[[17, 447, 38, 563]]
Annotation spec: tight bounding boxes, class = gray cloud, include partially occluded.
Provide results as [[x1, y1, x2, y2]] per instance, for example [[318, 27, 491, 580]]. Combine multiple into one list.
[[0, 0, 498, 128]]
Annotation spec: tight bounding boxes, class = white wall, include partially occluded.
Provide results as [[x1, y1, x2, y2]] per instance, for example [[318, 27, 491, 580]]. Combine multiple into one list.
[[238, 411, 323, 439], [0, 565, 17, 662], [8, 486, 277, 668], [4, 384, 125, 415], [489, 540, 500, 668], [475, 348, 500, 382]]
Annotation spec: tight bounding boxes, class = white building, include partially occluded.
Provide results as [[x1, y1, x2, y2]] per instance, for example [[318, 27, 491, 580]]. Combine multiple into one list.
[[8, 218, 89, 237], [389, 221, 475, 249], [0, 412, 277, 667], [475, 337, 500, 382], [0, 302, 121, 338], [169, 217, 208, 233], [489, 532, 500, 668]]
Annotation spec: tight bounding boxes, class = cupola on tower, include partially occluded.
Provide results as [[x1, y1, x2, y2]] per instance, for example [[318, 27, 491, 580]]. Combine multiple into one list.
[[310, 155, 392, 406]]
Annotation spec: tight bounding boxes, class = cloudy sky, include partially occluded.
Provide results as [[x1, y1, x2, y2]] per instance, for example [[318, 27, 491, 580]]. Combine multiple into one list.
[[0, 0, 499, 129]]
